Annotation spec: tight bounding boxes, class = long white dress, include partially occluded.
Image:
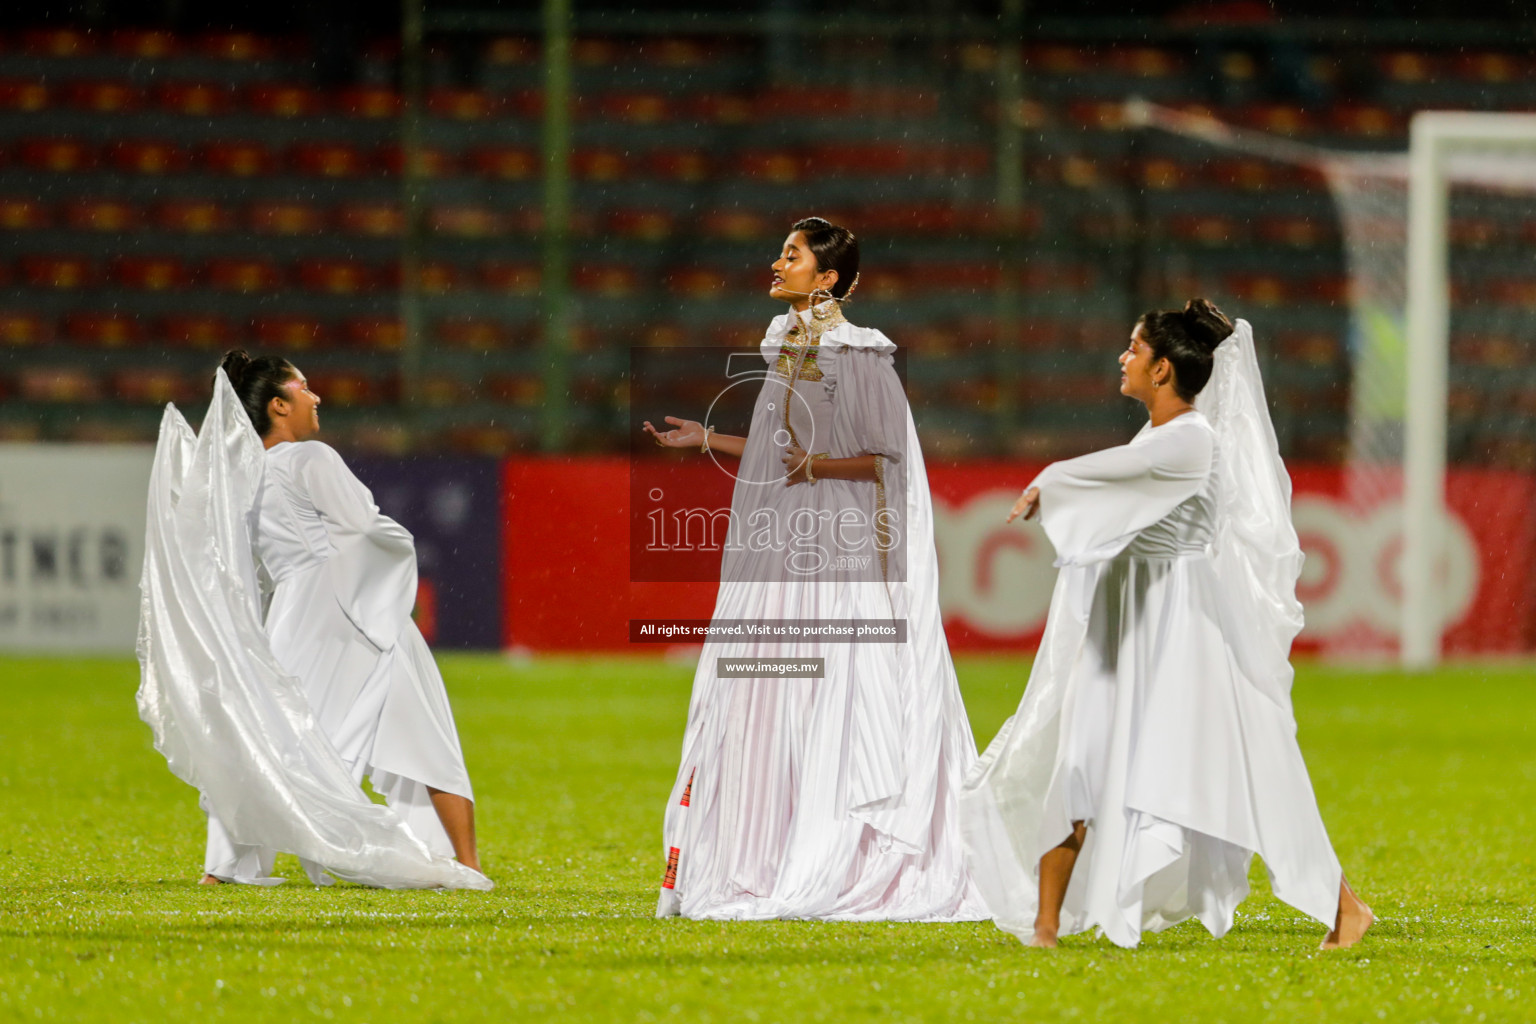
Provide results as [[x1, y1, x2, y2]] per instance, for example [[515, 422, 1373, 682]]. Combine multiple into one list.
[[959, 320, 1342, 947], [137, 371, 490, 890], [657, 303, 986, 921]]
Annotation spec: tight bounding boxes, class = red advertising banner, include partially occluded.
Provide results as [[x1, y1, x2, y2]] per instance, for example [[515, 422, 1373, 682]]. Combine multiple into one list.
[[503, 457, 1536, 655]]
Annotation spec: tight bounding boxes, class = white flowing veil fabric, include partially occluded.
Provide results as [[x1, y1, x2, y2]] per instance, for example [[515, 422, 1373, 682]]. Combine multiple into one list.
[[1195, 318, 1307, 712], [135, 371, 492, 890]]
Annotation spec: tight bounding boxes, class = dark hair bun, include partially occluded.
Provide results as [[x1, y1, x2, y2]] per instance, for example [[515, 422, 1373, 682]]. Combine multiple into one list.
[[214, 350, 295, 437], [1181, 298, 1234, 354], [219, 349, 253, 390]]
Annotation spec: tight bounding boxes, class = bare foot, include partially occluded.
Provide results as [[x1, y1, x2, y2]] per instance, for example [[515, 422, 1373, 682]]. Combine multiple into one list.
[[199, 874, 224, 885], [1027, 928, 1059, 948], [459, 857, 482, 873], [1321, 885, 1374, 949]]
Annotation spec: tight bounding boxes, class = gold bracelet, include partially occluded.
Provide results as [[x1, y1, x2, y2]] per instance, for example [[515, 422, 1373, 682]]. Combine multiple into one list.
[[700, 425, 714, 454], [806, 452, 830, 483]]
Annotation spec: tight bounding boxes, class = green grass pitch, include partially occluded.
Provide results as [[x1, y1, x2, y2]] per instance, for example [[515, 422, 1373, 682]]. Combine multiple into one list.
[[1, 653, 1533, 1022]]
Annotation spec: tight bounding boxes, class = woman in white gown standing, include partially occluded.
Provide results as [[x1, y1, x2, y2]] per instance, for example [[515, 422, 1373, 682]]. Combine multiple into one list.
[[959, 300, 1372, 949], [642, 218, 984, 921], [137, 352, 487, 889]]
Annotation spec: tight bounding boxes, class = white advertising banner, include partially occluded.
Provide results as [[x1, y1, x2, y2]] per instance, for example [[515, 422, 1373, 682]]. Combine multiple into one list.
[[0, 444, 154, 652]]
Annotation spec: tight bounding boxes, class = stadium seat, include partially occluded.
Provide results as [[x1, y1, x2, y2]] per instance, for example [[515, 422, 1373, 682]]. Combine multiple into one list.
[[0, 80, 48, 112], [207, 258, 283, 293], [1067, 100, 1127, 131], [63, 312, 142, 347], [338, 87, 402, 119], [735, 149, 805, 183], [645, 149, 711, 182], [484, 37, 536, 65], [1275, 331, 1340, 366], [376, 143, 457, 177], [640, 38, 715, 67], [573, 149, 629, 181], [429, 206, 502, 238], [337, 202, 404, 237], [111, 30, 180, 60], [249, 201, 327, 236], [0, 312, 53, 346], [1240, 104, 1314, 137], [317, 371, 385, 406], [22, 256, 96, 289], [1140, 157, 1195, 190], [441, 424, 526, 455], [1116, 46, 1181, 77], [1451, 53, 1526, 83], [19, 139, 96, 173], [254, 315, 331, 350], [483, 373, 542, 405], [665, 268, 732, 298], [0, 199, 50, 230], [1379, 51, 1438, 83], [18, 367, 102, 402], [608, 209, 675, 241], [420, 374, 475, 406], [113, 256, 192, 291], [199, 32, 278, 61], [574, 265, 639, 297], [248, 84, 325, 118], [344, 317, 404, 352], [1223, 273, 1290, 305], [481, 262, 541, 294], [111, 369, 196, 404], [437, 318, 510, 352], [1256, 215, 1333, 248], [383, 261, 463, 294], [156, 199, 235, 233], [1210, 158, 1291, 192], [681, 93, 753, 125], [701, 208, 773, 241], [295, 259, 375, 295], [1450, 219, 1502, 249], [290, 142, 368, 177], [470, 146, 538, 180], [596, 92, 670, 125], [109, 140, 188, 175], [1328, 105, 1405, 139], [1487, 279, 1536, 304], [428, 89, 500, 120], [64, 81, 142, 113], [202, 140, 277, 176], [1168, 214, 1245, 247], [64, 199, 142, 232], [808, 143, 910, 177], [21, 29, 95, 57], [161, 314, 237, 350], [156, 82, 234, 116]]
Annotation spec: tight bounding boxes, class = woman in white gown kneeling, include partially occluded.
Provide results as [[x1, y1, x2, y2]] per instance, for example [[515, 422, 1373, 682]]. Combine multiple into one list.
[[137, 351, 487, 889], [960, 300, 1372, 949], [643, 218, 984, 921]]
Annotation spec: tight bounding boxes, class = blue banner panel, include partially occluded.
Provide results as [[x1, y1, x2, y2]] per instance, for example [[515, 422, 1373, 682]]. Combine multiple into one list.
[[348, 456, 503, 650]]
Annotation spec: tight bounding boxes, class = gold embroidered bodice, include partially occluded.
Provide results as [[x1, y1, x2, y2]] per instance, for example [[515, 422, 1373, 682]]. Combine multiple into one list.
[[774, 302, 847, 383]]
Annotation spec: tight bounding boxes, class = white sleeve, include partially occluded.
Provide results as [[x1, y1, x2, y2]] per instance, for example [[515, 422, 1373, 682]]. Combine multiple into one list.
[[293, 443, 418, 649], [1032, 418, 1213, 566]]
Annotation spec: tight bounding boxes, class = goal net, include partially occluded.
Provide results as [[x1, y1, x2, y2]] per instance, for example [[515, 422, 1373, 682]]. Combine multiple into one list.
[[1131, 102, 1536, 664]]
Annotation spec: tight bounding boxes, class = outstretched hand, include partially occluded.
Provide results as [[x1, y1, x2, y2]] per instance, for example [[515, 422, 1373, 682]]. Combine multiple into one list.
[[643, 416, 706, 450], [1007, 486, 1040, 524], [781, 444, 810, 486]]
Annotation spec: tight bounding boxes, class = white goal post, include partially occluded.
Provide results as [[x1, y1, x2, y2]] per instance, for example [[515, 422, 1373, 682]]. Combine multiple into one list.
[[1403, 112, 1536, 669]]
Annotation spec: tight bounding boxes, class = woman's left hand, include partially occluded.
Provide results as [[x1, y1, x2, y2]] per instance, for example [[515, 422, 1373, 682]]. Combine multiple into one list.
[[782, 444, 811, 486], [1007, 486, 1040, 524]]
